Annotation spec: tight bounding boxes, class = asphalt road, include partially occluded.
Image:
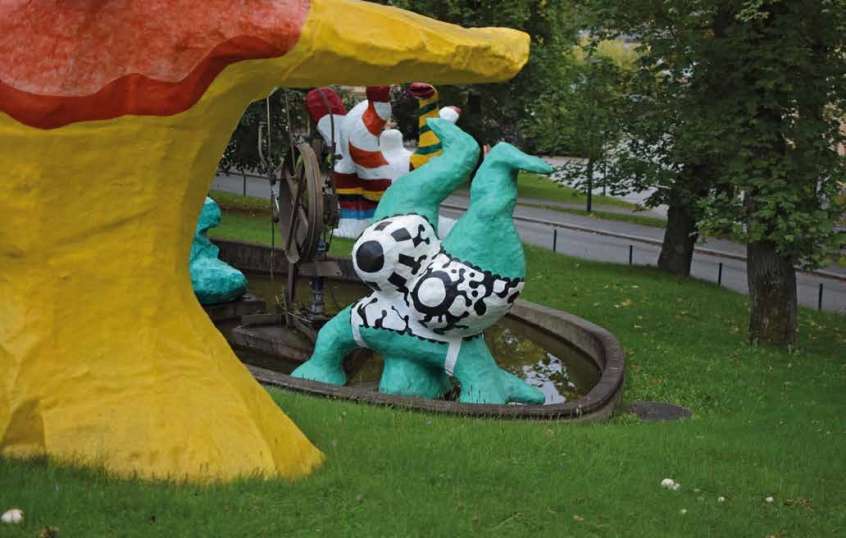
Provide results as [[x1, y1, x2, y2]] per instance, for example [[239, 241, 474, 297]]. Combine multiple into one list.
[[211, 172, 845, 314]]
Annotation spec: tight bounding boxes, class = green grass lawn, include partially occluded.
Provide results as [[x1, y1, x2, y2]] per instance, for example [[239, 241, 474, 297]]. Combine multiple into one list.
[[205, 198, 355, 258], [459, 173, 667, 230], [516, 172, 636, 210], [2, 209, 844, 537], [207, 189, 271, 213], [452, 172, 637, 211], [210, 182, 665, 238], [519, 200, 668, 229], [512, 174, 671, 229]]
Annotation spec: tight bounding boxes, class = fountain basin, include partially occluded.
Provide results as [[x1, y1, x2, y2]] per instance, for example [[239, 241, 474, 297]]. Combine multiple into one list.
[[212, 239, 625, 421]]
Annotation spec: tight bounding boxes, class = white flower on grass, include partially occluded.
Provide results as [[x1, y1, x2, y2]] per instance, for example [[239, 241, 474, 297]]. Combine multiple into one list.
[[718, 496, 726, 503], [1, 508, 23, 524], [765, 496, 775, 503], [660, 478, 682, 490], [660, 478, 676, 489], [679, 508, 687, 515]]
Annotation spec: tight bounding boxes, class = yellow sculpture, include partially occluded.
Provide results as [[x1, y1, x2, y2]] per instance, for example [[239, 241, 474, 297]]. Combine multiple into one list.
[[0, 0, 530, 482]]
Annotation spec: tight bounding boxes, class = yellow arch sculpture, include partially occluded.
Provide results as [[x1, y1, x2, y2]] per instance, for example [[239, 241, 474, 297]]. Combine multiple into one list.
[[0, 0, 530, 481]]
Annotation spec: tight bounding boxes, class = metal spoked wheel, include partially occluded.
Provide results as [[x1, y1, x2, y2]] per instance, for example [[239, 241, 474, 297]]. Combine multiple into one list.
[[260, 90, 344, 339], [278, 142, 324, 266]]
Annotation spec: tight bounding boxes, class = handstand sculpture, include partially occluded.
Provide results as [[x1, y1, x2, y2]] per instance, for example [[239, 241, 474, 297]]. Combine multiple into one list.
[[293, 120, 553, 405]]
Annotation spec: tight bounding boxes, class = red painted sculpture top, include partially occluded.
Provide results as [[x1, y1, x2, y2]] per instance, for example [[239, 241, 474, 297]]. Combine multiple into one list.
[[0, 0, 310, 128]]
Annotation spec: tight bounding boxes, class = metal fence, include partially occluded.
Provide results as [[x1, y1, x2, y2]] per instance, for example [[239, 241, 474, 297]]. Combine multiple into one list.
[[472, 206, 844, 313], [217, 171, 844, 313]]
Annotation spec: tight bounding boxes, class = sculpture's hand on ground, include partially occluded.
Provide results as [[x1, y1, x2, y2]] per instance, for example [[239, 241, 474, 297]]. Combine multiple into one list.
[[291, 307, 357, 386], [290, 360, 347, 386]]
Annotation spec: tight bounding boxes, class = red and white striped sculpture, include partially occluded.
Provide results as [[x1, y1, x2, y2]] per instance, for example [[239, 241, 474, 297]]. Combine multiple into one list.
[[307, 87, 395, 238], [306, 84, 462, 238]]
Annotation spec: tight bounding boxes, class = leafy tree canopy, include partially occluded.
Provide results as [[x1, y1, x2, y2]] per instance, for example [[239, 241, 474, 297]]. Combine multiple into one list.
[[586, 0, 846, 269], [383, 0, 580, 147]]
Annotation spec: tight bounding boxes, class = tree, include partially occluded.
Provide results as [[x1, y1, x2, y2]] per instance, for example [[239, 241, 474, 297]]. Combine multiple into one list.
[[218, 88, 317, 174], [221, 1, 578, 170], [524, 42, 631, 212], [696, 0, 846, 346], [579, 2, 737, 278], [383, 0, 579, 149], [588, 0, 846, 345]]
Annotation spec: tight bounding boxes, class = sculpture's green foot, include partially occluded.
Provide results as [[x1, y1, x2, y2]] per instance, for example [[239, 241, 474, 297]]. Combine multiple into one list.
[[291, 306, 357, 386], [379, 356, 452, 399], [458, 368, 544, 405], [291, 360, 347, 386], [500, 369, 546, 404], [454, 337, 545, 405]]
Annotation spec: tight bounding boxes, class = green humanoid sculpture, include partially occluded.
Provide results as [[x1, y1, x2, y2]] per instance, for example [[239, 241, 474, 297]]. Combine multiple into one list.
[[292, 119, 553, 405], [190, 197, 247, 305]]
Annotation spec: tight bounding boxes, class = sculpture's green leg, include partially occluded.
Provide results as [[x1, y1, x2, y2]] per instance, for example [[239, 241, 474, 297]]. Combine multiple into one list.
[[453, 337, 545, 405], [379, 356, 452, 399], [291, 306, 357, 385]]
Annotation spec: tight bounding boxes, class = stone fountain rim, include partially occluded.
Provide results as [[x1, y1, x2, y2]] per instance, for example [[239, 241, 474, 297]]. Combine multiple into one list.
[[215, 238, 625, 421]]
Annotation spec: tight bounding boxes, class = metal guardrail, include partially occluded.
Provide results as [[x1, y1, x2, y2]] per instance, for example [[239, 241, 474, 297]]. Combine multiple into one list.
[[215, 170, 844, 310], [441, 202, 846, 286]]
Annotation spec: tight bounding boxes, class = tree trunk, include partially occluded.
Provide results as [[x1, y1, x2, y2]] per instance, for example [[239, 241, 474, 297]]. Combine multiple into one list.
[[747, 240, 797, 347], [586, 158, 594, 213], [657, 197, 698, 277]]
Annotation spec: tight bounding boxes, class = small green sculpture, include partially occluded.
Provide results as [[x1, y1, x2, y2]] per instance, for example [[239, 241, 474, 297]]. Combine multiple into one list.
[[190, 197, 247, 305], [293, 120, 553, 404]]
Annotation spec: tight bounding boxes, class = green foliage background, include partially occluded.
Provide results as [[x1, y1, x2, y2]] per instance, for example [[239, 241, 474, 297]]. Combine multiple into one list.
[[382, 0, 579, 149], [585, 0, 846, 270]]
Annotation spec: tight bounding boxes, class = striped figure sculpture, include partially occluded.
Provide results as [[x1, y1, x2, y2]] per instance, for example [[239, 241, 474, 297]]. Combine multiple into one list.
[[408, 83, 461, 170], [307, 86, 400, 238], [307, 83, 462, 239], [292, 119, 554, 405]]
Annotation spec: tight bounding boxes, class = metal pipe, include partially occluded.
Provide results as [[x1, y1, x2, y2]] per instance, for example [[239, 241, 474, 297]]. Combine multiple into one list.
[[311, 239, 327, 317]]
